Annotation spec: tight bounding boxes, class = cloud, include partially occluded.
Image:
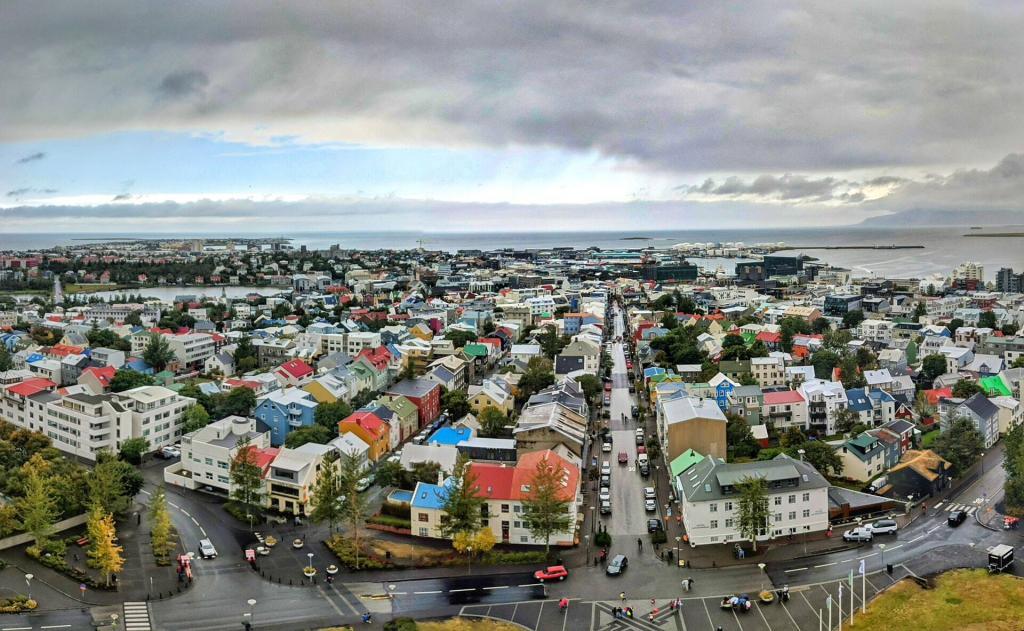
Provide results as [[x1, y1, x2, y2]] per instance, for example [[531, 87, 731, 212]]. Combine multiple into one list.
[[6, 187, 57, 197], [15, 152, 46, 164], [112, 193, 133, 201], [3, 1, 1024, 175]]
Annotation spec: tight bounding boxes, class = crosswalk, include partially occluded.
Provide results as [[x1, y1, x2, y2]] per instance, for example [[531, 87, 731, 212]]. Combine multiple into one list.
[[933, 500, 979, 515], [122, 601, 152, 631]]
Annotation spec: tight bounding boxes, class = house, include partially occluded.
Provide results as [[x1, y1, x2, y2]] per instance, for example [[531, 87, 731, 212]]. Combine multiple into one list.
[[303, 371, 354, 405], [727, 385, 763, 426], [456, 437, 518, 464], [990, 396, 1024, 435], [377, 394, 420, 442], [513, 401, 587, 458], [799, 379, 849, 435], [510, 344, 542, 363], [467, 379, 514, 416], [880, 419, 916, 455], [399, 442, 460, 474], [884, 449, 952, 500], [761, 390, 809, 430], [559, 338, 600, 374], [338, 410, 391, 461], [385, 378, 442, 427], [265, 443, 338, 516], [78, 365, 117, 395], [677, 454, 830, 547], [709, 373, 737, 412], [428, 426, 474, 447], [275, 359, 315, 388], [255, 388, 318, 446], [750, 356, 786, 388], [943, 393, 1000, 449], [837, 433, 888, 482], [329, 433, 370, 471], [165, 416, 271, 493], [657, 395, 728, 461], [204, 352, 236, 377]]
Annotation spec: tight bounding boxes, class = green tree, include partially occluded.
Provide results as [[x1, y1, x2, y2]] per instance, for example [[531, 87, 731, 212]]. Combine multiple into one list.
[[726, 414, 760, 459], [17, 455, 58, 549], [574, 374, 602, 404], [779, 316, 812, 352], [736, 476, 770, 551], [88, 454, 134, 516], [812, 317, 832, 335], [0, 344, 13, 372], [478, 408, 510, 438], [214, 386, 257, 418], [143, 333, 176, 371], [677, 295, 698, 314], [149, 486, 174, 560], [810, 349, 841, 380], [110, 369, 156, 393], [842, 309, 865, 329], [1012, 356, 1024, 369], [337, 453, 368, 568], [833, 407, 860, 435], [933, 416, 985, 475], [310, 454, 344, 533], [182, 404, 211, 433], [229, 436, 264, 519], [913, 301, 927, 322], [1003, 423, 1024, 514], [442, 389, 471, 419], [437, 455, 484, 539], [118, 437, 150, 465], [314, 400, 353, 430], [791, 440, 844, 477], [374, 459, 404, 488], [124, 311, 143, 326], [779, 427, 806, 449], [920, 354, 948, 383], [518, 357, 555, 401], [536, 325, 566, 360], [445, 330, 478, 349], [521, 456, 574, 556], [824, 329, 852, 350], [839, 354, 866, 389], [405, 461, 443, 488], [237, 356, 258, 372], [952, 379, 983, 399], [284, 424, 334, 448], [978, 311, 997, 330], [947, 318, 964, 337], [660, 313, 678, 330]]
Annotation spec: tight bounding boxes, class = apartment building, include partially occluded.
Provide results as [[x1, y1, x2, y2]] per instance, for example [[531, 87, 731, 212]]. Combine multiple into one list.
[[120, 385, 196, 449], [750, 356, 786, 388], [266, 443, 336, 516], [166, 333, 216, 368], [168, 416, 271, 493], [798, 379, 849, 435], [761, 390, 808, 430], [346, 332, 381, 357]]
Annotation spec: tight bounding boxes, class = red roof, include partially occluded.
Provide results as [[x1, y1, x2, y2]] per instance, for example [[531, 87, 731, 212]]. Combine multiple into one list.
[[756, 331, 782, 343], [356, 346, 391, 371], [7, 378, 57, 398], [82, 365, 116, 388], [339, 411, 388, 440], [470, 450, 579, 501], [277, 359, 313, 379], [252, 447, 280, 477], [49, 344, 85, 358], [478, 338, 502, 350], [764, 390, 805, 405], [224, 378, 261, 391], [923, 388, 953, 406]]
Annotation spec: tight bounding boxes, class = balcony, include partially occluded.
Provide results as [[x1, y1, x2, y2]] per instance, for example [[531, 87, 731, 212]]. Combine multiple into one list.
[[287, 405, 304, 415], [288, 418, 305, 428]]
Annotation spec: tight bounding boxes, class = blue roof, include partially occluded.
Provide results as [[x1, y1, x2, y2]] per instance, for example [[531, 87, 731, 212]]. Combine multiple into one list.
[[845, 389, 872, 412], [644, 367, 666, 378], [867, 389, 895, 403], [26, 353, 44, 363], [411, 480, 451, 510], [429, 426, 474, 446]]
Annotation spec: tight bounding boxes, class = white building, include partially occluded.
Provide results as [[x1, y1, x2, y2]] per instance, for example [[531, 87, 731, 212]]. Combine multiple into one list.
[[166, 333, 216, 367], [677, 454, 830, 547], [798, 379, 849, 435], [120, 385, 195, 449], [346, 332, 381, 356], [952, 261, 984, 283], [167, 416, 271, 493]]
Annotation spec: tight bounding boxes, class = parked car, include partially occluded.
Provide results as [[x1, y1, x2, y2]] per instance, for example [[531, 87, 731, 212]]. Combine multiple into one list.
[[647, 519, 664, 533], [949, 509, 968, 527], [157, 446, 180, 459], [618, 451, 628, 464], [842, 527, 873, 542], [868, 519, 898, 535], [355, 476, 373, 492], [602, 442, 613, 453], [599, 488, 611, 503], [198, 538, 218, 559], [643, 487, 656, 500], [644, 498, 657, 512], [635, 433, 645, 446], [601, 461, 611, 475], [606, 554, 629, 576], [534, 565, 569, 582], [600, 500, 612, 515], [639, 464, 650, 477], [600, 474, 611, 488]]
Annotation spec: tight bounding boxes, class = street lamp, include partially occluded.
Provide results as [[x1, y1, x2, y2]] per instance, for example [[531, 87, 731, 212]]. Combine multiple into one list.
[[247, 598, 257, 629], [757, 563, 766, 591], [584, 534, 591, 565], [980, 452, 986, 475], [674, 536, 681, 567], [24, 573, 32, 601], [467, 546, 473, 575], [590, 505, 596, 536], [879, 543, 887, 570], [111, 613, 119, 631], [797, 448, 806, 461], [306, 552, 314, 573]]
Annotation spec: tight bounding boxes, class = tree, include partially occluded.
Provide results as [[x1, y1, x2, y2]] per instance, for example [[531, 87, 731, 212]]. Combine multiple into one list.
[[238, 356, 258, 372], [833, 407, 860, 435], [405, 461, 443, 488], [478, 408, 510, 438], [536, 325, 566, 360], [149, 486, 174, 560], [677, 295, 699, 315], [842, 309, 865, 329], [118, 437, 149, 464], [793, 440, 844, 477], [85, 502, 107, 567], [89, 510, 124, 586], [452, 528, 496, 571], [779, 316, 812, 352], [374, 459, 404, 488], [518, 357, 555, 401], [913, 301, 927, 323], [839, 354, 865, 389], [437, 455, 484, 539], [214, 387, 257, 419], [810, 349, 841, 381], [978, 311, 997, 330], [182, 404, 211, 434], [520, 456, 574, 556], [18, 455, 58, 550], [88, 454, 134, 516], [337, 453, 368, 568], [1004, 423, 1024, 514], [920, 354, 948, 383], [933, 416, 985, 475], [124, 311, 142, 326], [110, 369, 156, 393], [660, 313, 678, 330], [1012, 356, 1024, 369], [314, 400, 353, 430], [811, 317, 832, 335], [952, 379, 983, 399], [310, 454, 344, 533], [229, 436, 264, 518], [442, 389, 471, 420], [736, 476, 770, 551], [947, 318, 964, 337], [779, 427, 806, 449], [284, 425, 334, 448], [726, 414, 760, 459], [0, 344, 12, 372], [574, 374, 602, 403], [445, 330, 478, 349], [914, 391, 937, 420], [143, 333, 175, 371], [823, 329, 852, 350]]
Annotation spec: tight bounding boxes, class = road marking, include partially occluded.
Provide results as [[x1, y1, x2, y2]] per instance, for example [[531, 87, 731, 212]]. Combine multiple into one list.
[[199, 527, 207, 537], [779, 598, 801, 630], [483, 585, 509, 590], [180, 509, 190, 517], [168, 502, 180, 509], [933, 501, 944, 509], [888, 544, 903, 551], [814, 562, 836, 568], [317, 585, 348, 619], [535, 601, 544, 631], [589, 602, 595, 631], [450, 588, 476, 593], [3, 627, 33, 630], [731, 605, 745, 631], [928, 524, 942, 533], [191, 517, 200, 526], [41, 626, 73, 630], [755, 601, 773, 630], [784, 567, 808, 573], [561, 600, 570, 631], [140, 489, 151, 496], [858, 553, 877, 560], [908, 535, 924, 543], [518, 583, 543, 588], [414, 590, 443, 594], [702, 599, 714, 630]]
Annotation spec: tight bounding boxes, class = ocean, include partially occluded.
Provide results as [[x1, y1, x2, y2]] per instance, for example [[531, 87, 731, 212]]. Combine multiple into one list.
[[3, 227, 1024, 280]]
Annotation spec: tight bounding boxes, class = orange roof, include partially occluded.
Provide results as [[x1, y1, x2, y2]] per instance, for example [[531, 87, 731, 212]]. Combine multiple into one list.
[[339, 411, 388, 440], [470, 450, 579, 501], [49, 344, 85, 357]]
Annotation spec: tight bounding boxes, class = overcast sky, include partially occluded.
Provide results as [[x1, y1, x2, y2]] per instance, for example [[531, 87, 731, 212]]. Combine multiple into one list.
[[4, 1, 1024, 233]]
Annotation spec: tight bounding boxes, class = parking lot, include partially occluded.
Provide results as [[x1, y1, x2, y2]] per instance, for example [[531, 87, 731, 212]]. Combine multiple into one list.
[[459, 565, 913, 630]]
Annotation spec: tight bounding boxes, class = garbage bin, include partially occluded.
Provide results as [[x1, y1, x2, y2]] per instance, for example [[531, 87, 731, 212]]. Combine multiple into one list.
[[886, 564, 893, 574]]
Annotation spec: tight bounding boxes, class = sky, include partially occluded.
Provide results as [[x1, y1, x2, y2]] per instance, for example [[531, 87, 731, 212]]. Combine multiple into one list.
[[4, 1, 1024, 233]]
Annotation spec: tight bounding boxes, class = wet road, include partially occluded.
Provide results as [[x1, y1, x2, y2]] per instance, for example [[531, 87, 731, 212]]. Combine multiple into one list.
[[386, 572, 546, 613]]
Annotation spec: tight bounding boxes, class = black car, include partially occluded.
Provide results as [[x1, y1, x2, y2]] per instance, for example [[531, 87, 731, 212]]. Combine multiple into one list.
[[948, 509, 967, 526], [606, 554, 628, 576], [639, 464, 650, 477], [647, 519, 663, 533]]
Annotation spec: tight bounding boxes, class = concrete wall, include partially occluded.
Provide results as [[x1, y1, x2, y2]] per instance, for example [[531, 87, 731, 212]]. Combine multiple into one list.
[[0, 513, 89, 551]]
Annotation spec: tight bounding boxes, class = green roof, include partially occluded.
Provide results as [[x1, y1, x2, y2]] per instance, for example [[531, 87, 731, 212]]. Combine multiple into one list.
[[670, 449, 705, 477], [741, 332, 756, 346], [462, 343, 489, 358], [980, 375, 1011, 397]]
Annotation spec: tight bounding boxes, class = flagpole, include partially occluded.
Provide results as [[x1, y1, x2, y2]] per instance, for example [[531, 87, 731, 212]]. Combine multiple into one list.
[[861, 563, 867, 613], [838, 585, 843, 631], [828, 595, 833, 630], [849, 569, 855, 625], [819, 608, 823, 631]]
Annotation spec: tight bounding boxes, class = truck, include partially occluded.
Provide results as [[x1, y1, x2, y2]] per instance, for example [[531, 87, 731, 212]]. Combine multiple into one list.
[[988, 544, 1014, 573]]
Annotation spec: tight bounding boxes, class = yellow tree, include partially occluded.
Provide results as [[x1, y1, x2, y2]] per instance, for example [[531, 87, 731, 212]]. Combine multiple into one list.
[[17, 454, 57, 551], [149, 487, 174, 560], [452, 528, 496, 573], [85, 503, 106, 568], [90, 512, 124, 587]]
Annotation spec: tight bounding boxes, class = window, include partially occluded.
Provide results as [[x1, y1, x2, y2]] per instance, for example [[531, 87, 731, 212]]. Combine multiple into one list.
[[724, 502, 733, 511], [513, 505, 521, 513], [710, 520, 718, 529], [725, 518, 734, 528], [514, 521, 521, 528], [774, 497, 782, 506], [418, 513, 429, 523], [418, 527, 429, 537], [788, 494, 796, 504], [501, 504, 509, 513], [520, 536, 528, 543], [205, 457, 214, 466], [709, 503, 718, 512], [709, 536, 718, 542], [775, 513, 782, 522], [802, 492, 810, 502], [802, 509, 810, 518], [788, 511, 796, 520]]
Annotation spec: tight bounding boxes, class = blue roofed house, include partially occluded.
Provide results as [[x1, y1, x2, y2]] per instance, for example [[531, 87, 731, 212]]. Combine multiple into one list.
[[256, 388, 319, 446], [410, 479, 453, 539], [428, 426, 474, 447]]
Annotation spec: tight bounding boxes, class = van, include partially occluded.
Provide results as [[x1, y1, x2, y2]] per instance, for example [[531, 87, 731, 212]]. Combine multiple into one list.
[[637, 453, 649, 468]]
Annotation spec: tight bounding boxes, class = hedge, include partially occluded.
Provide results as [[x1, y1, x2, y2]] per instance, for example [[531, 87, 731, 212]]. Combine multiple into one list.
[[325, 536, 392, 570], [367, 514, 411, 529]]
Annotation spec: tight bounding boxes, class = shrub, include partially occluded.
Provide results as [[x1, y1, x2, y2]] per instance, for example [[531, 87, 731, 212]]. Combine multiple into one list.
[[325, 536, 392, 570], [594, 531, 612, 548], [384, 618, 418, 631], [479, 550, 546, 565], [367, 514, 411, 529], [0, 596, 37, 613], [650, 530, 667, 545], [380, 503, 411, 519], [224, 501, 261, 524]]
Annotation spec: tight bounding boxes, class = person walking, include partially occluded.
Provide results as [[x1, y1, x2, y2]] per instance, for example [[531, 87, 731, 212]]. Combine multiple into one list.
[[637, 537, 643, 552], [620, 591, 627, 603]]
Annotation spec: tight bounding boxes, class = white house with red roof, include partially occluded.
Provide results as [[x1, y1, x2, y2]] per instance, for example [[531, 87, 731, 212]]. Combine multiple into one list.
[[761, 390, 809, 430], [274, 359, 315, 388], [78, 365, 117, 395]]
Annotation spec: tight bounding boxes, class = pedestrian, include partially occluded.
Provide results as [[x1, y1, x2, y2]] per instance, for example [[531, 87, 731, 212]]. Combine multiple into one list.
[[681, 578, 689, 592], [612, 606, 620, 619], [637, 537, 643, 551], [73, 552, 79, 562], [648, 611, 655, 623], [626, 607, 633, 618], [620, 591, 626, 603], [669, 600, 676, 612], [650, 598, 656, 608]]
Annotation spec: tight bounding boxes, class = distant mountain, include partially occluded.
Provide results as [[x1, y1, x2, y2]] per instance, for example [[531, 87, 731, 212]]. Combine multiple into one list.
[[859, 209, 1024, 227]]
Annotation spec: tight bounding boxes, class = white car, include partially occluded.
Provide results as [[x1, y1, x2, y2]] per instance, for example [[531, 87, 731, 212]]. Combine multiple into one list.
[[643, 487, 656, 500], [355, 477, 373, 492], [601, 461, 611, 475], [842, 527, 873, 543], [644, 498, 657, 512], [602, 442, 613, 453], [867, 519, 898, 535], [599, 488, 611, 503]]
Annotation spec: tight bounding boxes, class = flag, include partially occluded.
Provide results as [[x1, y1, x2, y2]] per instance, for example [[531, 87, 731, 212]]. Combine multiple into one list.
[[859, 559, 866, 575]]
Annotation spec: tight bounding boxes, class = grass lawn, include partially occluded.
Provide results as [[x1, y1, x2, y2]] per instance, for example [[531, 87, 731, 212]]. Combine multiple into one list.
[[921, 429, 941, 448], [419, 619, 521, 631], [854, 569, 1024, 630]]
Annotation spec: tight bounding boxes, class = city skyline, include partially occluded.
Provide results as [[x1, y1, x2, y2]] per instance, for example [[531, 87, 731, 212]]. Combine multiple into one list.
[[5, 1, 1024, 232]]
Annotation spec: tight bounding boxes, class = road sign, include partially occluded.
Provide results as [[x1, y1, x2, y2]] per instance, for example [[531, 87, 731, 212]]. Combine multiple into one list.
[[79, 583, 87, 597]]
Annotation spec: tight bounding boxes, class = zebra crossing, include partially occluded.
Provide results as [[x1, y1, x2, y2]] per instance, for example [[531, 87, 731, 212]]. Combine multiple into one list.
[[122, 601, 153, 631], [933, 498, 982, 515]]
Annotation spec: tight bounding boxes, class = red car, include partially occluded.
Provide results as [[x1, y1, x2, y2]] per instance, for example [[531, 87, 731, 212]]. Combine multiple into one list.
[[618, 451, 628, 464], [534, 565, 569, 582]]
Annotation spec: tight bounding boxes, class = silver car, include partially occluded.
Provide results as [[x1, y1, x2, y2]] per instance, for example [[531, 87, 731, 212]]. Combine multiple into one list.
[[198, 538, 218, 559]]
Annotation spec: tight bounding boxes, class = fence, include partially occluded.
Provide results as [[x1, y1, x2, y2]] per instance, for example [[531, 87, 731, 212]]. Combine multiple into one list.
[[0, 513, 89, 551]]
